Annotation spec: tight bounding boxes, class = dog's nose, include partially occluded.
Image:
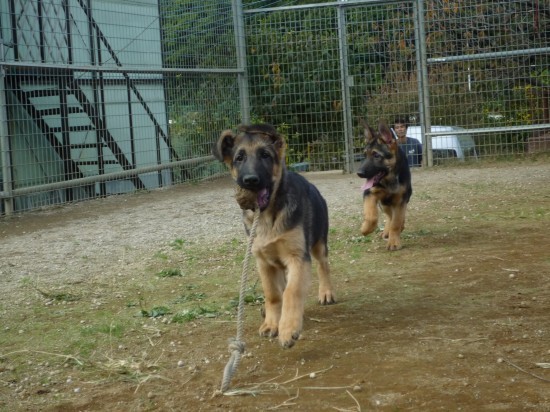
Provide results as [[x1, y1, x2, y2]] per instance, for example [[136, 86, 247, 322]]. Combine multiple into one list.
[[242, 174, 260, 186], [357, 171, 366, 178]]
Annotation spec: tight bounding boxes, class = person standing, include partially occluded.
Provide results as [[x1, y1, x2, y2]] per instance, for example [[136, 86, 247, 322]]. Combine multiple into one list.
[[393, 118, 423, 167]]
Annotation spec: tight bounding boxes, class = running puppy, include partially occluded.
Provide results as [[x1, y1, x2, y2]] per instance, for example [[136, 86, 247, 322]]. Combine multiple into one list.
[[357, 120, 412, 250], [213, 123, 336, 348]]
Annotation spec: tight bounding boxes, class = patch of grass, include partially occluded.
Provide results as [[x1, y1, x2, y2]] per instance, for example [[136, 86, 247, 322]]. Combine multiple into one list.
[[170, 238, 187, 250], [415, 192, 434, 200], [171, 306, 221, 323], [173, 292, 206, 303], [80, 323, 125, 338], [347, 235, 374, 243], [184, 284, 199, 290], [140, 306, 171, 318], [215, 238, 247, 265], [156, 268, 183, 278], [229, 281, 264, 308], [153, 251, 168, 260]]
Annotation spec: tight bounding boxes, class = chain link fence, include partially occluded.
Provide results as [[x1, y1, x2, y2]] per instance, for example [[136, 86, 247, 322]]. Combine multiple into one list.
[[244, 0, 550, 170], [1, 0, 549, 215]]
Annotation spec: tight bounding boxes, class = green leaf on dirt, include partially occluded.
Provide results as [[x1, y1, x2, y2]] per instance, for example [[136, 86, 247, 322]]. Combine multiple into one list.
[[170, 238, 187, 250], [172, 306, 220, 323], [140, 306, 171, 318], [173, 292, 206, 303], [157, 268, 183, 278]]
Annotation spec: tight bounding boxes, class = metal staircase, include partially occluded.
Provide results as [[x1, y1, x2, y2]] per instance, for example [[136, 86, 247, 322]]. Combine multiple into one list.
[[5, 0, 179, 196]]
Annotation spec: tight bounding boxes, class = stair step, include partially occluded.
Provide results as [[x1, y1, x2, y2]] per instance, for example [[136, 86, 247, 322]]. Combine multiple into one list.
[[50, 125, 96, 133], [24, 88, 61, 98], [38, 107, 84, 116], [74, 160, 119, 165], [70, 143, 104, 149]]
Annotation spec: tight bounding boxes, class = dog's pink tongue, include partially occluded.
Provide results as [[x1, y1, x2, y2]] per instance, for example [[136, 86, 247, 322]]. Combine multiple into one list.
[[257, 188, 269, 209], [361, 178, 374, 191]]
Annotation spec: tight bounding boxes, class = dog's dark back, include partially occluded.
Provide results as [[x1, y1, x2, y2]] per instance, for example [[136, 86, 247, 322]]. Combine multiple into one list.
[[394, 147, 412, 204], [274, 171, 329, 256]]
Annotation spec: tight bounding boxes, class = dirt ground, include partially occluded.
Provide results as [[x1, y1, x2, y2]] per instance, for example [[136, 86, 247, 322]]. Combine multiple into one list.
[[1, 159, 549, 411]]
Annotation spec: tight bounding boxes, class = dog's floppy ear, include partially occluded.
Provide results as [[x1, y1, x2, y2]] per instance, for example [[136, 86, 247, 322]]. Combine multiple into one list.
[[213, 129, 236, 165], [379, 122, 396, 146]]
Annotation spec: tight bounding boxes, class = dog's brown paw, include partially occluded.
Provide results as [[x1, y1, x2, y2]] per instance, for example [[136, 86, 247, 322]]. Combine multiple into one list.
[[259, 322, 278, 338], [278, 317, 302, 348], [387, 242, 402, 251], [361, 219, 378, 236], [278, 330, 300, 349], [318, 290, 336, 305]]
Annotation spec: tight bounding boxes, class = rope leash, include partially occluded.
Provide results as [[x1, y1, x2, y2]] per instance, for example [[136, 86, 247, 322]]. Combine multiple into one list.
[[218, 207, 260, 394]]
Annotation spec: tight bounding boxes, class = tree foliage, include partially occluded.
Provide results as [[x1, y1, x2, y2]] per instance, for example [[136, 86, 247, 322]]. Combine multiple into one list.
[[160, 0, 550, 167]]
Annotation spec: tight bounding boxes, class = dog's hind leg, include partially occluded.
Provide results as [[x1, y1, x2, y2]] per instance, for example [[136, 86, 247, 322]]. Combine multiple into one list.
[[385, 204, 407, 251], [381, 204, 392, 240], [312, 241, 336, 305]]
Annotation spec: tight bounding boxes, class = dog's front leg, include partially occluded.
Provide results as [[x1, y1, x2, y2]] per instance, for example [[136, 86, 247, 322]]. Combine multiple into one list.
[[278, 257, 311, 348], [257, 260, 285, 338], [361, 193, 379, 235]]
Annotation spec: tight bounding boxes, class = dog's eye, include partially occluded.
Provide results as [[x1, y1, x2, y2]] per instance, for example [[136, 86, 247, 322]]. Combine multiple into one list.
[[259, 150, 271, 159], [372, 152, 382, 159], [235, 151, 245, 162]]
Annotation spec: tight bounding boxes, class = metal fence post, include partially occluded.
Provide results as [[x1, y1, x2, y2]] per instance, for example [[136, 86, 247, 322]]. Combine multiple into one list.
[[0, 39, 14, 215], [337, 4, 354, 174], [414, 0, 432, 167], [232, 0, 250, 125]]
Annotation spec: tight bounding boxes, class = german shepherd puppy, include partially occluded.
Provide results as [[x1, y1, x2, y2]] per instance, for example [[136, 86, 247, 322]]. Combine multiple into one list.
[[213, 123, 336, 349], [357, 120, 412, 250]]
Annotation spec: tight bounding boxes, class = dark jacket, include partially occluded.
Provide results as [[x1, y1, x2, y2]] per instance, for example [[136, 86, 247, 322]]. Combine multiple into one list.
[[399, 137, 422, 167]]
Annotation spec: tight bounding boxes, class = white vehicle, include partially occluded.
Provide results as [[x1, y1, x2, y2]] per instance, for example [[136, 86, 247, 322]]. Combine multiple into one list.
[[407, 125, 478, 162]]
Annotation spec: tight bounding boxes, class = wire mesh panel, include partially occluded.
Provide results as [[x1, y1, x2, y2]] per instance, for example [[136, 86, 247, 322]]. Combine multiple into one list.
[[245, 0, 549, 167], [244, 5, 346, 171], [423, 1, 550, 160], [164, 72, 241, 181], [345, 2, 418, 162], [244, 1, 426, 171], [0, 0, 241, 214]]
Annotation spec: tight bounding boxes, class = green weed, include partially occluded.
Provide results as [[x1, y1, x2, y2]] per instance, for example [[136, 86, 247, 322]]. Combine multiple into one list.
[[153, 251, 168, 260], [171, 306, 221, 323], [173, 292, 206, 303], [170, 238, 187, 250], [157, 268, 183, 277], [140, 306, 171, 318]]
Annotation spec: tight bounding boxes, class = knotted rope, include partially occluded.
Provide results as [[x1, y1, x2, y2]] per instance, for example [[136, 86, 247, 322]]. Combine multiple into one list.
[[218, 207, 260, 394]]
